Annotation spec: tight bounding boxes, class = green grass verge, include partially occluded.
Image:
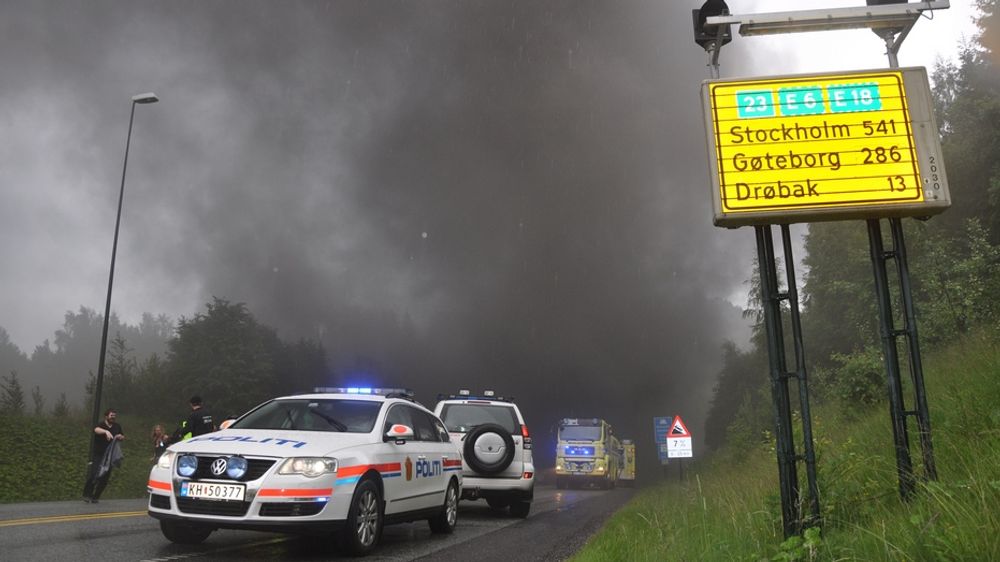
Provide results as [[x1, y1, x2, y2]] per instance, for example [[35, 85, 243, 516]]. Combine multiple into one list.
[[573, 327, 1000, 561], [0, 413, 168, 503]]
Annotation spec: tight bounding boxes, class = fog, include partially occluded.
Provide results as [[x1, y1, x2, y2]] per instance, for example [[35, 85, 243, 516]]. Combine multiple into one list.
[[1, 0, 974, 470]]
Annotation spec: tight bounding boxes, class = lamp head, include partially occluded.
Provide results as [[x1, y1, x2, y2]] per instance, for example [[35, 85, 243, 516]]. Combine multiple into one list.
[[131, 92, 159, 104], [693, 0, 731, 50]]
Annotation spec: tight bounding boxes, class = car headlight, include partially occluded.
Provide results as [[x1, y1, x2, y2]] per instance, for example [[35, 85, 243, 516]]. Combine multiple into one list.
[[157, 451, 176, 470], [277, 457, 338, 477], [227, 456, 249, 479], [177, 454, 199, 477]]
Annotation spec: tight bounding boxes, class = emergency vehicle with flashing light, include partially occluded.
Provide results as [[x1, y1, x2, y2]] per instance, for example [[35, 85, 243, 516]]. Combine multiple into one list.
[[433, 389, 535, 518], [555, 417, 623, 489], [147, 387, 462, 556]]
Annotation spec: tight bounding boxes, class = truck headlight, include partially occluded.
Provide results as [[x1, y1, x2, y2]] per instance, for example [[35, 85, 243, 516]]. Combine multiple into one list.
[[278, 457, 338, 477]]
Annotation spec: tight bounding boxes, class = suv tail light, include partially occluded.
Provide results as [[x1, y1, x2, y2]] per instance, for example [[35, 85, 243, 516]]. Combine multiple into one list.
[[521, 424, 532, 449]]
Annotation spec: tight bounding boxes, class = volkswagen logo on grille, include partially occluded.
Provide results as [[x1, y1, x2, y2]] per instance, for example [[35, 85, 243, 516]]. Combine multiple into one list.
[[211, 457, 228, 476]]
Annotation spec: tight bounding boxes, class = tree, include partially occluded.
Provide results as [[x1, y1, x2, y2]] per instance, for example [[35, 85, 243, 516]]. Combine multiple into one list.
[[0, 328, 29, 391], [704, 340, 768, 452], [1, 371, 26, 415], [932, 0, 1000, 242], [799, 221, 876, 366], [53, 393, 69, 418], [133, 353, 170, 419], [276, 338, 329, 397], [104, 334, 137, 414], [31, 385, 45, 416], [167, 298, 285, 418]]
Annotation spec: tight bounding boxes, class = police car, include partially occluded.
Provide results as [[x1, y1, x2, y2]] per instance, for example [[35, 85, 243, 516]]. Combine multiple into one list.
[[147, 388, 462, 555]]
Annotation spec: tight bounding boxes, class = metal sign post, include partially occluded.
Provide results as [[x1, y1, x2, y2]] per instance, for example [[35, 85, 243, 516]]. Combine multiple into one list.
[[694, 0, 949, 537]]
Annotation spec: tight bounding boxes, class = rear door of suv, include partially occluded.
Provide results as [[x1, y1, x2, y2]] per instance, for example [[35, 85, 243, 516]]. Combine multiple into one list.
[[438, 401, 524, 478]]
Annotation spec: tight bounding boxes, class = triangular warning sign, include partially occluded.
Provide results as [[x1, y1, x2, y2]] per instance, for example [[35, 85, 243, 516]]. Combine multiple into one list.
[[669, 415, 691, 438]]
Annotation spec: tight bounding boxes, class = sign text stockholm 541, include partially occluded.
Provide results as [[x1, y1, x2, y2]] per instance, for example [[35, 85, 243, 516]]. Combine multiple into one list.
[[701, 68, 949, 227]]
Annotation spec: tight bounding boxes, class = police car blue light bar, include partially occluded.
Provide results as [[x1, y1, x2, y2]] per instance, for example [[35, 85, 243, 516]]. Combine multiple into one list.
[[313, 387, 414, 397]]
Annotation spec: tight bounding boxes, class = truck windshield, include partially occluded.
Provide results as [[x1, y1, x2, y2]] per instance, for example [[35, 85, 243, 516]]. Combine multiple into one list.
[[232, 399, 381, 433], [559, 426, 602, 441]]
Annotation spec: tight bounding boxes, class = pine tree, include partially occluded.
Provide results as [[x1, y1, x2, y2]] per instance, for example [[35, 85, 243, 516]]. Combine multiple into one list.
[[53, 393, 69, 418], [1, 371, 26, 415], [31, 385, 45, 416]]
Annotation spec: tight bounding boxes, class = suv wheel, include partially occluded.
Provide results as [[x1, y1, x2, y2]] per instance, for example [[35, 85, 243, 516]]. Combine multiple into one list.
[[160, 519, 213, 544], [485, 496, 510, 510], [339, 478, 383, 555], [509, 500, 530, 518], [463, 423, 516, 475]]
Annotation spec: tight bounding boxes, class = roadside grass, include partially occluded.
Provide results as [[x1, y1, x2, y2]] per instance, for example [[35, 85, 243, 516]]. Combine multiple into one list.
[[573, 327, 1000, 561], [0, 413, 167, 503]]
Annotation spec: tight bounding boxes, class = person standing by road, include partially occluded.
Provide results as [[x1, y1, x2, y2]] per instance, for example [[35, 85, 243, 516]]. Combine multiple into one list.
[[151, 424, 168, 462], [171, 395, 216, 442], [83, 408, 125, 503]]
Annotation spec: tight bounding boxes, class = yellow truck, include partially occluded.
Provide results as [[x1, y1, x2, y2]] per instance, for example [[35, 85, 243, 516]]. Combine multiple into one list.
[[555, 418, 622, 489], [619, 439, 636, 487]]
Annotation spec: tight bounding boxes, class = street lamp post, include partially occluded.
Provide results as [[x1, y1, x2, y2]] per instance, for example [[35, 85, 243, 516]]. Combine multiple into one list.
[[87, 92, 159, 458]]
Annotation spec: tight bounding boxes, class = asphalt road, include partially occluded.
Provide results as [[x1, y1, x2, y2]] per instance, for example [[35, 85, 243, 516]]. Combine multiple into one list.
[[0, 484, 635, 561]]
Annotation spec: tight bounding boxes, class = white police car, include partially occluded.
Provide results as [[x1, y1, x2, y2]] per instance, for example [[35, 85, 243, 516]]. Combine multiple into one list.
[[147, 388, 462, 555]]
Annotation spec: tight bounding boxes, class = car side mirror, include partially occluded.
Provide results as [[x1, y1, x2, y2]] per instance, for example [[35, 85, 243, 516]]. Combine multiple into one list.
[[385, 424, 414, 443]]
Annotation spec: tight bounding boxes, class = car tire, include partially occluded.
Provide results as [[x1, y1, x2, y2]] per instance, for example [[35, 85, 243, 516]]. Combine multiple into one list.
[[509, 500, 530, 518], [463, 424, 516, 475], [556, 477, 567, 490], [339, 478, 383, 556], [428, 479, 459, 534], [160, 519, 213, 544]]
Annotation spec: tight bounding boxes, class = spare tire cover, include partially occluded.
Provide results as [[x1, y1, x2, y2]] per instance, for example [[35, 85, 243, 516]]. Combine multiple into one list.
[[463, 423, 516, 475]]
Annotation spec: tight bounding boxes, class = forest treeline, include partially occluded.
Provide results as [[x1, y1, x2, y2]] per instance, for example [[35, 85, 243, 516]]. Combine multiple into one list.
[[704, 0, 1000, 453], [0, 298, 328, 423]]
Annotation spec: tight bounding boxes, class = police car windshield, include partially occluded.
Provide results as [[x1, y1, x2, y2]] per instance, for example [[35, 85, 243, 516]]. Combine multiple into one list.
[[232, 399, 380, 433], [440, 403, 519, 434], [559, 426, 602, 441]]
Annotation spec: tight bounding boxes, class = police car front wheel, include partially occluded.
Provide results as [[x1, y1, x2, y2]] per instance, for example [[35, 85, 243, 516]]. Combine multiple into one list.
[[160, 519, 213, 544], [339, 478, 383, 556]]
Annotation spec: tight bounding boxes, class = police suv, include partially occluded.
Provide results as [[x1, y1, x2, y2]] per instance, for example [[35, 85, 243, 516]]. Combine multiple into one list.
[[434, 390, 534, 518], [147, 388, 462, 555]]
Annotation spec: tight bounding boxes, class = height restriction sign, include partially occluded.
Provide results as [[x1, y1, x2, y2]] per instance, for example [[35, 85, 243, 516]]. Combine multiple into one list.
[[701, 67, 950, 227]]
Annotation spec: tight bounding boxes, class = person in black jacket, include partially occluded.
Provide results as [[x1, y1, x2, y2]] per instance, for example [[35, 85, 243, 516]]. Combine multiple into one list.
[[172, 395, 216, 442], [83, 409, 125, 503]]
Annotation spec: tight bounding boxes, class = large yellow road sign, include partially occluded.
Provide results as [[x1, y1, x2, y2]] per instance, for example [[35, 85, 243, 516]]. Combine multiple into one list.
[[701, 67, 950, 227]]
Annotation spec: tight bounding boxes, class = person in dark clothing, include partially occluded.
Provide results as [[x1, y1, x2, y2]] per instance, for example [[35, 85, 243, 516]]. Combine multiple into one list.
[[172, 395, 216, 442], [83, 408, 125, 503]]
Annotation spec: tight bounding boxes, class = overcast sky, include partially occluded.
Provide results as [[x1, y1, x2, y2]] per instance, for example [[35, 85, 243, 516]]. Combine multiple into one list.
[[0, 0, 979, 456]]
